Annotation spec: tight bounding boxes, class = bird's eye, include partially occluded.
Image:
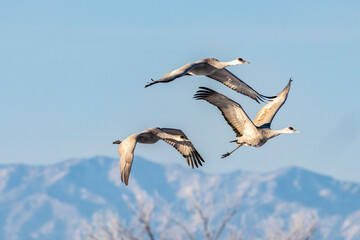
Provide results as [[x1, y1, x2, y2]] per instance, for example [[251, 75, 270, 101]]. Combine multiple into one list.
[[238, 58, 243, 61], [289, 127, 293, 130], [180, 136, 185, 139]]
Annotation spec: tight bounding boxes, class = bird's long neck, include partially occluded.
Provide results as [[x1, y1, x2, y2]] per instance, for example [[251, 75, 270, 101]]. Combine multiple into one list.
[[210, 59, 239, 68], [222, 59, 240, 67], [266, 128, 291, 139]]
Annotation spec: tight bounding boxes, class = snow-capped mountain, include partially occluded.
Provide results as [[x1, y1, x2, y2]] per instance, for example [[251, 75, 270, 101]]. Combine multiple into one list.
[[0, 156, 360, 240]]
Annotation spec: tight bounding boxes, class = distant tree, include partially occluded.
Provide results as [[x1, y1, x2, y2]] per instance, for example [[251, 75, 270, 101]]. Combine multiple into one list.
[[264, 211, 318, 240], [169, 179, 242, 240], [82, 181, 317, 240], [82, 179, 241, 240], [83, 184, 157, 240]]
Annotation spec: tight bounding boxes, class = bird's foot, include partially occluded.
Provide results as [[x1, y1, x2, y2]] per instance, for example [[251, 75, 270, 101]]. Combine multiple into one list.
[[113, 140, 122, 144], [221, 152, 230, 159], [145, 79, 155, 88]]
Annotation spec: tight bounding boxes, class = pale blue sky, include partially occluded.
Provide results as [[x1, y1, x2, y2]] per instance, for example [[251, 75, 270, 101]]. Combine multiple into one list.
[[1, 1, 360, 181]]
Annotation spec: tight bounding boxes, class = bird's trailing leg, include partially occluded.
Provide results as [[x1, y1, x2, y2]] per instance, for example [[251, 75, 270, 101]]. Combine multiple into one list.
[[113, 140, 122, 144], [221, 144, 242, 158], [144, 79, 156, 88]]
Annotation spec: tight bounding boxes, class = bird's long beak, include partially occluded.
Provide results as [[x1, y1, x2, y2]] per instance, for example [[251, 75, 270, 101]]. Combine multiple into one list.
[[294, 130, 300, 133], [243, 61, 250, 64]]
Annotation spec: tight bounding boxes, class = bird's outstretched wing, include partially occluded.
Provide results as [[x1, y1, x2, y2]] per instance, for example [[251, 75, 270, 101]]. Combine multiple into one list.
[[253, 79, 292, 128], [145, 61, 207, 88], [206, 69, 275, 103], [116, 130, 159, 185], [116, 135, 138, 186], [155, 128, 205, 169], [194, 87, 257, 137]]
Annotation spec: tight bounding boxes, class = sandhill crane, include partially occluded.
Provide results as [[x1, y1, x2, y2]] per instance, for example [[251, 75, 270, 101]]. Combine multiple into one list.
[[194, 79, 299, 158], [113, 127, 204, 185], [145, 58, 275, 103]]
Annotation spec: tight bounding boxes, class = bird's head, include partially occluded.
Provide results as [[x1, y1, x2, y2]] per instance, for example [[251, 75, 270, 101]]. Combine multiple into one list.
[[176, 135, 189, 141], [287, 127, 300, 133], [236, 58, 250, 64]]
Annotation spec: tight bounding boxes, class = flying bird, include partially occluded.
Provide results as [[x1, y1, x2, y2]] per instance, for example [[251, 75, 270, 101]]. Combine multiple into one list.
[[194, 79, 299, 158], [113, 127, 204, 185], [145, 58, 275, 103]]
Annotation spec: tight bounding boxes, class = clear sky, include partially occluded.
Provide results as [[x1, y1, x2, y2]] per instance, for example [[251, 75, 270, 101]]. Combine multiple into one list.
[[1, 1, 360, 182]]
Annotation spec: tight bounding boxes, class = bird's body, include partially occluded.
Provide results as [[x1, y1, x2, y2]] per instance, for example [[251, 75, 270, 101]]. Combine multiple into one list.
[[146, 58, 275, 103], [113, 127, 204, 185], [186, 58, 236, 75], [194, 79, 299, 158]]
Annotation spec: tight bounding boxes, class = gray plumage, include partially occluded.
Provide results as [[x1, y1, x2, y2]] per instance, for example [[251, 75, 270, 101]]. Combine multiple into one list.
[[146, 58, 275, 103], [113, 127, 204, 185], [194, 79, 299, 158]]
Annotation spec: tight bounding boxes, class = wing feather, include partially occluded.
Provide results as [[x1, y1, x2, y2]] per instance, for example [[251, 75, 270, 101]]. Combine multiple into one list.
[[206, 69, 275, 103], [145, 62, 207, 87], [155, 128, 205, 168], [117, 130, 159, 185], [122, 161, 132, 185], [194, 87, 257, 137], [117, 134, 139, 186], [117, 128, 205, 186], [253, 79, 292, 128]]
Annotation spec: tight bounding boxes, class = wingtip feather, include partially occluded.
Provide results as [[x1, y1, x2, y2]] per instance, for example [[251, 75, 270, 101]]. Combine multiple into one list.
[[188, 156, 194, 169], [193, 151, 204, 167], [194, 87, 217, 100], [192, 153, 199, 168]]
